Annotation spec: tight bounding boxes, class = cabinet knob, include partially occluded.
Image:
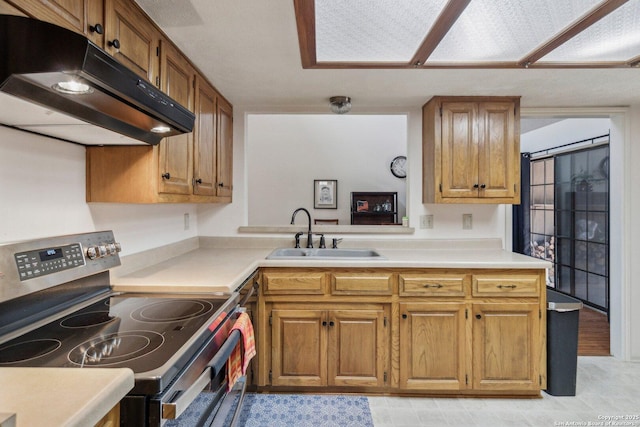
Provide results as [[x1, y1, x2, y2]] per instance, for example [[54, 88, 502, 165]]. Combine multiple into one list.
[[329, 321, 335, 327], [480, 184, 486, 189], [89, 23, 103, 34], [218, 182, 224, 187], [402, 314, 408, 319], [473, 183, 479, 188], [195, 178, 203, 185], [475, 314, 482, 320], [322, 321, 327, 326], [108, 39, 120, 49], [161, 173, 170, 180]]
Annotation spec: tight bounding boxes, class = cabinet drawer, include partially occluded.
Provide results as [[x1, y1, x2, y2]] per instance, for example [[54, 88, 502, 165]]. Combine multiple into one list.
[[472, 274, 540, 297], [262, 271, 325, 295], [399, 273, 466, 297], [329, 272, 393, 295]]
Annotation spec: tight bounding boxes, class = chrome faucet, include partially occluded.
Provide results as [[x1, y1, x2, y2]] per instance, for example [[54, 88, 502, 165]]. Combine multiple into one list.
[[291, 207, 313, 248]]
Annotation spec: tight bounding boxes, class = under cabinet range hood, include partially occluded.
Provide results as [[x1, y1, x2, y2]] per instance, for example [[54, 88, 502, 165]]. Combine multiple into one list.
[[0, 15, 195, 145]]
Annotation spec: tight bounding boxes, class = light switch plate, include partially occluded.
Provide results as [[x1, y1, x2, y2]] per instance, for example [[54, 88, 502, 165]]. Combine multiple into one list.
[[462, 214, 472, 229], [420, 214, 434, 229]]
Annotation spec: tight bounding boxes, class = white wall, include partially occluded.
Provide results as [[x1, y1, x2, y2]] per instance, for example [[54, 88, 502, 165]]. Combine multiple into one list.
[[521, 118, 611, 153], [0, 127, 199, 255], [246, 114, 406, 225]]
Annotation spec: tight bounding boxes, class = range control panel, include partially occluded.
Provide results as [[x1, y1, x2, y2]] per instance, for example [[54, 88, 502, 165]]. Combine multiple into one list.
[[14, 243, 85, 281], [0, 230, 122, 304]]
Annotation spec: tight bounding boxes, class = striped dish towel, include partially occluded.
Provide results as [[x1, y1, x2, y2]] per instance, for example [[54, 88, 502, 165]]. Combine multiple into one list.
[[227, 312, 256, 391]]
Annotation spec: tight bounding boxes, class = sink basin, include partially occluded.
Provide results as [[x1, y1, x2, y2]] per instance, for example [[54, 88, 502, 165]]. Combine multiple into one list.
[[266, 248, 385, 260]]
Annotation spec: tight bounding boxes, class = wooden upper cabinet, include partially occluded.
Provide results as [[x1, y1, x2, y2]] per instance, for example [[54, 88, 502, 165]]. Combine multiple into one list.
[[158, 40, 194, 196], [193, 75, 234, 199], [423, 96, 521, 204], [216, 96, 233, 198], [104, 0, 159, 83], [193, 75, 217, 197], [6, 0, 104, 45]]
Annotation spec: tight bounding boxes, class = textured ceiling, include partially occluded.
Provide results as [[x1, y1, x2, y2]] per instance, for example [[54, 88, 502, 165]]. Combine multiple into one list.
[[135, 0, 640, 111]]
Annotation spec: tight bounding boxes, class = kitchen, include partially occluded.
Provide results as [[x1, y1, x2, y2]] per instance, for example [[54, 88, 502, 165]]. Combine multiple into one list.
[[1, 0, 640, 426]]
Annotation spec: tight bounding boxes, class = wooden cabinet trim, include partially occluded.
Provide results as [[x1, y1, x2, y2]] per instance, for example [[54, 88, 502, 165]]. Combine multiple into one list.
[[330, 271, 394, 295], [262, 270, 326, 295], [472, 273, 540, 297], [399, 272, 467, 297]]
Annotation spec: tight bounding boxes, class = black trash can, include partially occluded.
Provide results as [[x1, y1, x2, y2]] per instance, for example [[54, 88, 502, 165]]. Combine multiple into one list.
[[545, 289, 583, 396]]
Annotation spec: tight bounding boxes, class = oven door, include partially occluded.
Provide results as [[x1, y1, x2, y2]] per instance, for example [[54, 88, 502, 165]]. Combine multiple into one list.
[[162, 325, 245, 427], [144, 282, 256, 427]]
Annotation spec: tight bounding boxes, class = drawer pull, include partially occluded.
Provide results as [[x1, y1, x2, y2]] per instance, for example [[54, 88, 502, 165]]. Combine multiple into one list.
[[423, 283, 444, 288], [497, 284, 517, 289]]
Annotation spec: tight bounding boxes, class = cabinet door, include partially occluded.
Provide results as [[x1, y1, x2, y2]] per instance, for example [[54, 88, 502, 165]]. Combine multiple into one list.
[[440, 102, 479, 199], [7, 0, 104, 45], [158, 40, 194, 196], [328, 309, 387, 387], [472, 303, 541, 391], [104, 0, 158, 82], [271, 309, 327, 386], [193, 76, 216, 196], [216, 95, 233, 198], [399, 302, 468, 391], [478, 102, 518, 200]]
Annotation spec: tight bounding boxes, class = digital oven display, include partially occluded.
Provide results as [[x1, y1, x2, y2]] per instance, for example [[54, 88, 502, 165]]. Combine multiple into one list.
[[38, 248, 63, 261]]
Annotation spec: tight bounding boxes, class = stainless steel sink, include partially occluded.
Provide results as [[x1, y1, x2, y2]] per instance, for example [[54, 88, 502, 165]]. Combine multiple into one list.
[[266, 248, 385, 260]]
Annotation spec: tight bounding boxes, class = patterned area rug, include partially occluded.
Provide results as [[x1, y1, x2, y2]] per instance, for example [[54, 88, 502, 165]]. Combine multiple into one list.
[[237, 393, 374, 427]]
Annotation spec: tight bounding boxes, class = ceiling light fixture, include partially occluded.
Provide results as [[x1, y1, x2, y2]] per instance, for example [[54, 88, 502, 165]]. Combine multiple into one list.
[[329, 96, 352, 114]]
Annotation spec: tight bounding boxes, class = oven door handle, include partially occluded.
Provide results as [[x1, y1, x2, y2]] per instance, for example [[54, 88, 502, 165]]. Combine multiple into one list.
[[161, 330, 242, 420], [162, 366, 213, 420], [208, 329, 241, 377]]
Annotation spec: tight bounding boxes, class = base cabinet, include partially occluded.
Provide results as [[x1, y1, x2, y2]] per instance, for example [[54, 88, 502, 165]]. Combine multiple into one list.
[[257, 267, 545, 397], [472, 303, 541, 391], [399, 302, 467, 391], [270, 305, 388, 388]]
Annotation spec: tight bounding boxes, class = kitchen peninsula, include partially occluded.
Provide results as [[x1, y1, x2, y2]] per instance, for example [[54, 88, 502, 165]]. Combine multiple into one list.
[[112, 237, 550, 398]]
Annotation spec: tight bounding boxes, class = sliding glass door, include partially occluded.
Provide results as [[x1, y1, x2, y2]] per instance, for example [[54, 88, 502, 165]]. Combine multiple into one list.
[[529, 143, 609, 312]]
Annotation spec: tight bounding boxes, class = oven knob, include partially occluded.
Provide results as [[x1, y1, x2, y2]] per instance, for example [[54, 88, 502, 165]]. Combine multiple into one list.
[[86, 246, 99, 260], [106, 243, 116, 255], [98, 245, 108, 258], [114, 242, 122, 253]]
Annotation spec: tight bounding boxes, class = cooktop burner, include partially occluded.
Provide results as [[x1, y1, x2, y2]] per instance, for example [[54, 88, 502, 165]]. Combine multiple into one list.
[[68, 330, 164, 366], [61, 311, 116, 328], [131, 299, 214, 323], [0, 339, 61, 363], [0, 293, 232, 374]]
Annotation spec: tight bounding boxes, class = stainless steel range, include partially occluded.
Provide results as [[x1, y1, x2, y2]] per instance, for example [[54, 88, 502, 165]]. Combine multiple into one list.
[[0, 231, 254, 426]]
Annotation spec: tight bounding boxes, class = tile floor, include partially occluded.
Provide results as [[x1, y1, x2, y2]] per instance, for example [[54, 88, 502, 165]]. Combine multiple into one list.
[[368, 356, 640, 427]]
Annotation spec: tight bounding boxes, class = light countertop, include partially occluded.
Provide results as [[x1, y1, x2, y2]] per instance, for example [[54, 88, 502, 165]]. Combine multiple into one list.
[[0, 368, 134, 427], [112, 244, 551, 293]]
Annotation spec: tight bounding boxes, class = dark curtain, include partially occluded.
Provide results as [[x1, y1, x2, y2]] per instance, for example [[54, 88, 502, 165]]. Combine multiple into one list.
[[512, 153, 531, 255]]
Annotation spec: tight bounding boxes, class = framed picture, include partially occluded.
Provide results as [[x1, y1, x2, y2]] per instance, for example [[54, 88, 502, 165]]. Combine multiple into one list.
[[314, 180, 337, 209]]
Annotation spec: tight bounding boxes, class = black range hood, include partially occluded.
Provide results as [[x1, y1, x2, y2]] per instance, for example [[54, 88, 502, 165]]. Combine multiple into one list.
[[0, 15, 194, 145]]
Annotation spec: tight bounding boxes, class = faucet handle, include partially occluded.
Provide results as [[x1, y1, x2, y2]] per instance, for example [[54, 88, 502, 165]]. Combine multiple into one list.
[[318, 234, 326, 249], [332, 238, 343, 249], [294, 232, 303, 248]]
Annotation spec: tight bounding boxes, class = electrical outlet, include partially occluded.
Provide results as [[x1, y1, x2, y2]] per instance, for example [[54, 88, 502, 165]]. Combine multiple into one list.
[[462, 213, 472, 230], [420, 214, 434, 229], [184, 213, 190, 230]]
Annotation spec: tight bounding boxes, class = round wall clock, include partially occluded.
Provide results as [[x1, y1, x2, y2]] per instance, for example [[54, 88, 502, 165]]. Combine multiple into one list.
[[390, 155, 407, 178]]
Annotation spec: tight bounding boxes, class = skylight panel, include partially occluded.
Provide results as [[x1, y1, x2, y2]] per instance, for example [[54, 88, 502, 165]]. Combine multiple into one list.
[[315, 0, 448, 62], [427, 0, 601, 63], [540, 0, 640, 62]]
